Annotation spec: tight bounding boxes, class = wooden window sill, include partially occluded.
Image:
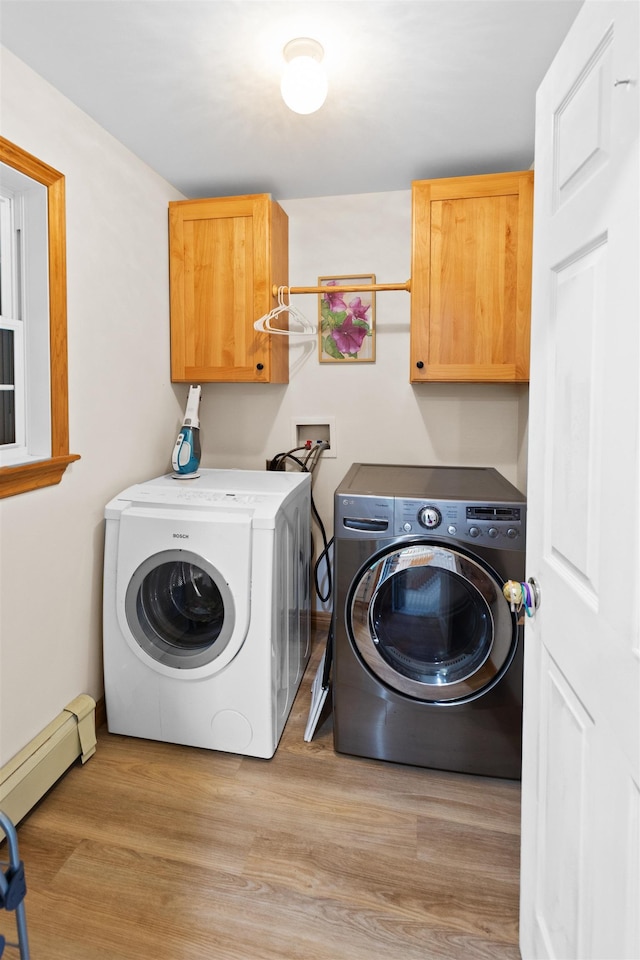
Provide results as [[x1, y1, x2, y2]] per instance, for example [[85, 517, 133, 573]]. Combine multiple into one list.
[[0, 454, 80, 498]]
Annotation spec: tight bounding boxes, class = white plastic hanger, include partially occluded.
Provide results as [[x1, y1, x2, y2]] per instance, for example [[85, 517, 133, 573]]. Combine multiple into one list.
[[253, 285, 317, 337]]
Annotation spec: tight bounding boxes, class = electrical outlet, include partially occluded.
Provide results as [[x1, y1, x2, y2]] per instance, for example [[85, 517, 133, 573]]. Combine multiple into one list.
[[291, 417, 336, 458]]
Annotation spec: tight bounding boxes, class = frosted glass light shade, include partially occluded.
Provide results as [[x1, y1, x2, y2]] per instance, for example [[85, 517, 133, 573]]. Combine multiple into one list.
[[280, 38, 328, 115]]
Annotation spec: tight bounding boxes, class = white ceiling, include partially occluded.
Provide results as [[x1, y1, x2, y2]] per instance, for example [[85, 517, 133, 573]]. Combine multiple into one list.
[[0, 0, 583, 200]]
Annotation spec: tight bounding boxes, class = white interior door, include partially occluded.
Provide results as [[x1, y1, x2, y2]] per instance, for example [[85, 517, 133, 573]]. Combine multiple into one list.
[[520, 2, 639, 958]]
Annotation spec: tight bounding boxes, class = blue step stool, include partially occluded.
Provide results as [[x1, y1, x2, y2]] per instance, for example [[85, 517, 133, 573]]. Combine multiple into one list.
[[0, 812, 29, 960]]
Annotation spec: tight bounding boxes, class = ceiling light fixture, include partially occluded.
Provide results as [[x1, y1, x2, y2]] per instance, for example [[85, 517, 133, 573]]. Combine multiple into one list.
[[280, 38, 328, 115]]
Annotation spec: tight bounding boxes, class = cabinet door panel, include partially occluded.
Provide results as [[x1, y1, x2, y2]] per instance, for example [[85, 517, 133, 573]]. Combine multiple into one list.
[[169, 194, 288, 383], [411, 172, 533, 382], [188, 215, 254, 374]]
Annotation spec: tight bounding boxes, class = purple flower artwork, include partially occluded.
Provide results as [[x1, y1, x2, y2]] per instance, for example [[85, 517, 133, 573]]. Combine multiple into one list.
[[318, 276, 376, 362]]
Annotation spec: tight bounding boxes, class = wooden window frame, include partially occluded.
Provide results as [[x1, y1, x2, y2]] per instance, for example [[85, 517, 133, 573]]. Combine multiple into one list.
[[0, 137, 79, 498]]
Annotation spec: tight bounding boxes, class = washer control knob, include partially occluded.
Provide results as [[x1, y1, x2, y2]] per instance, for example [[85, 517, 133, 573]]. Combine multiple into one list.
[[419, 506, 442, 530], [403, 522, 412, 533], [488, 527, 499, 539], [468, 526, 480, 538], [507, 527, 519, 539]]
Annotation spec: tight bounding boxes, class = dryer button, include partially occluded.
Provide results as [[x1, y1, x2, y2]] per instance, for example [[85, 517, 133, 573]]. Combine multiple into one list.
[[488, 527, 499, 539], [468, 526, 480, 538], [403, 522, 413, 532], [507, 527, 519, 539], [447, 524, 457, 535]]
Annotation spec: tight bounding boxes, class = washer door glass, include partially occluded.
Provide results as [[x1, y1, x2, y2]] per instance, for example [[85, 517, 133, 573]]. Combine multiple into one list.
[[125, 549, 235, 669], [348, 543, 515, 702]]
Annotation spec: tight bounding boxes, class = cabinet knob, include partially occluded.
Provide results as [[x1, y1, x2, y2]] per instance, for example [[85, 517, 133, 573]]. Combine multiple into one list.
[[416, 361, 424, 369], [256, 363, 264, 371]]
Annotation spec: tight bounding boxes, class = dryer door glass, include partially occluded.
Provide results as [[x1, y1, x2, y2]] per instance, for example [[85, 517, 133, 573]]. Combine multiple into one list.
[[125, 550, 236, 669], [349, 543, 515, 702]]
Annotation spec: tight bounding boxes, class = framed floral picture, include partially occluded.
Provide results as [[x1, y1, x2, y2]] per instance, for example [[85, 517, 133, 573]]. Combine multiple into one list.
[[318, 275, 376, 363]]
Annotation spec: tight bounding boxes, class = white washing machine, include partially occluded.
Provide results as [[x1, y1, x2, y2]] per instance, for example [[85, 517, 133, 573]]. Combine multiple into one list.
[[103, 468, 311, 758]]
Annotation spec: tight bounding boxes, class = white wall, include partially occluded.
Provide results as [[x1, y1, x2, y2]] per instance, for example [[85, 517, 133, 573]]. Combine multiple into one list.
[[198, 192, 529, 610], [0, 48, 186, 762], [0, 47, 529, 762]]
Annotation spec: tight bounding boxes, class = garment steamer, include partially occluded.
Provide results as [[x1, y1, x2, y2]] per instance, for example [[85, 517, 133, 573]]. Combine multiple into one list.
[[171, 385, 201, 478]]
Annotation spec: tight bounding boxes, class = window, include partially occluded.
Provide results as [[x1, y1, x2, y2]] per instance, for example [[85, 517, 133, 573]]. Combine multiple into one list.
[[0, 137, 79, 498], [0, 165, 50, 464], [0, 195, 19, 447]]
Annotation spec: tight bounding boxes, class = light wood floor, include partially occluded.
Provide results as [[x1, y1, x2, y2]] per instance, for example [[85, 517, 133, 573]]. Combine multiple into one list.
[[2, 637, 522, 959]]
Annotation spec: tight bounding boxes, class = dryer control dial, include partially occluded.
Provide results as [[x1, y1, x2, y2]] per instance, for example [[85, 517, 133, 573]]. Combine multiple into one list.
[[419, 506, 442, 530]]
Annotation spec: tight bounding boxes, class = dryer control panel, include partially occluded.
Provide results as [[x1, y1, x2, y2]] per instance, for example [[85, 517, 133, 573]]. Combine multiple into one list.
[[337, 494, 525, 551], [395, 498, 525, 549]]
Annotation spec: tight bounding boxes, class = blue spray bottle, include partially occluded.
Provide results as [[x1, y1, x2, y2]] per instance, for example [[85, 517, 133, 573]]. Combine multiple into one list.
[[172, 385, 202, 478]]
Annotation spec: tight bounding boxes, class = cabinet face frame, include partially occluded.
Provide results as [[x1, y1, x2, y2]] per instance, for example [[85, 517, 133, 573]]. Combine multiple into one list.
[[169, 194, 288, 384], [410, 171, 534, 383]]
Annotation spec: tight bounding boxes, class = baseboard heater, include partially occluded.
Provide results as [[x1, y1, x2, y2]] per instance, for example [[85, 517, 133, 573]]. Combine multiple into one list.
[[0, 695, 97, 835]]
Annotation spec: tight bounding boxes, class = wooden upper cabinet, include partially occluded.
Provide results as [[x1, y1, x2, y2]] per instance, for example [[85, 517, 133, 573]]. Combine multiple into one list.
[[410, 171, 533, 382], [169, 194, 289, 383]]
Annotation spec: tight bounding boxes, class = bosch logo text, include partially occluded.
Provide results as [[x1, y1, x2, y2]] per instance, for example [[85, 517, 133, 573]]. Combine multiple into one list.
[[173, 533, 189, 539]]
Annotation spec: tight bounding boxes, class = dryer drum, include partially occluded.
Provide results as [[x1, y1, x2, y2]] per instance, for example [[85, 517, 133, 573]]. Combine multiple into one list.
[[348, 542, 514, 703], [370, 566, 493, 684]]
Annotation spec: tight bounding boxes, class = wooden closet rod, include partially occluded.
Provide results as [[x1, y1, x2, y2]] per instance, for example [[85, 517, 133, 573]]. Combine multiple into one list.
[[272, 280, 411, 296]]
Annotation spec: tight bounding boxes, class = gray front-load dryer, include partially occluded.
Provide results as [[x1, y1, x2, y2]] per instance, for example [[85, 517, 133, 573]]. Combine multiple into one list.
[[333, 463, 526, 779]]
